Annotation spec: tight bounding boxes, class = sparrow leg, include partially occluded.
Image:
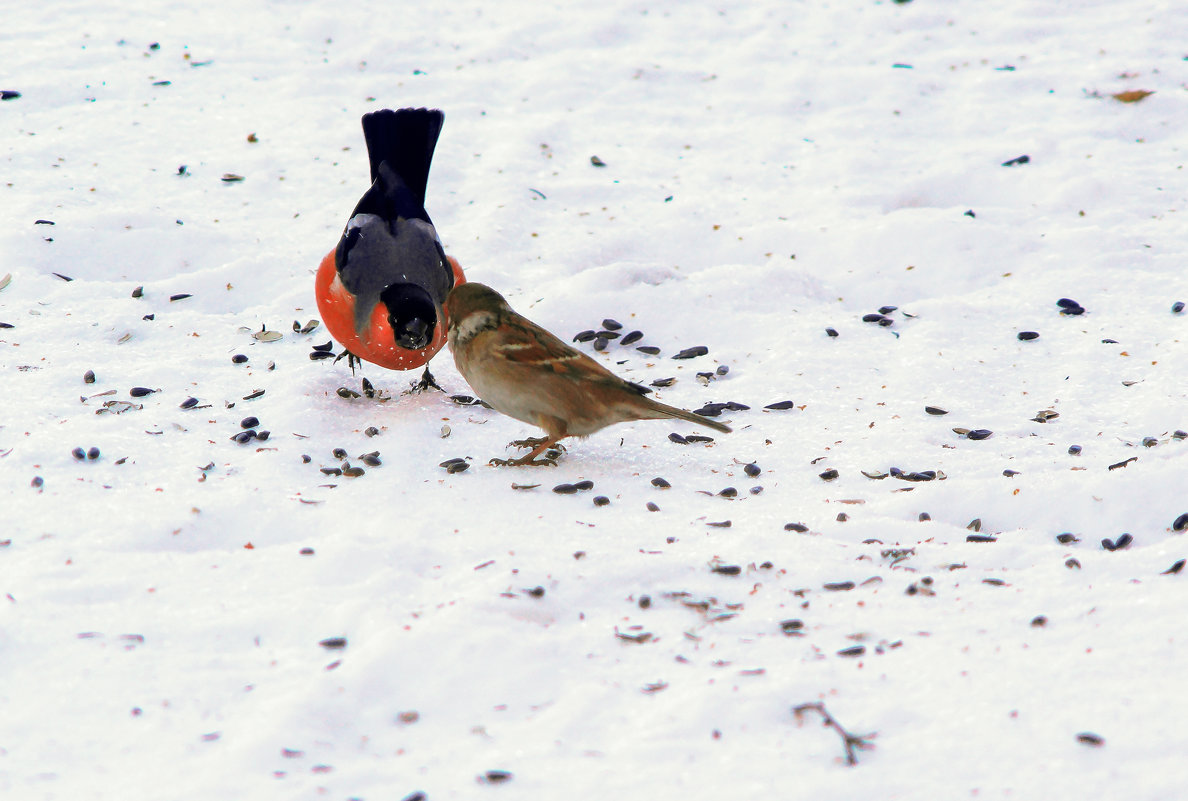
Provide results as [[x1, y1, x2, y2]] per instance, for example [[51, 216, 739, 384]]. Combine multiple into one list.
[[491, 433, 566, 467], [509, 436, 551, 450], [407, 366, 445, 394]]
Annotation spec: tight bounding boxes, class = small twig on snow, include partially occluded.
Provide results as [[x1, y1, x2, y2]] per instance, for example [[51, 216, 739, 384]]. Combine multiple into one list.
[[792, 702, 876, 766]]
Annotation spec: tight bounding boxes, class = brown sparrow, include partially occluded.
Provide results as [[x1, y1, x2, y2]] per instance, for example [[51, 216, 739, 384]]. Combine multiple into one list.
[[445, 282, 731, 465]]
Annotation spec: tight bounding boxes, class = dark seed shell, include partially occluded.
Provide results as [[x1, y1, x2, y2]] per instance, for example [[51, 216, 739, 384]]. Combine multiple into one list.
[[918, 512, 931, 521], [837, 645, 866, 657], [718, 487, 737, 498], [243, 389, 265, 400], [302, 455, 311, 463], [819, 468, 839, 481], [764, 400, 796, 410], [668, 432, 688, 444], [672, 346, 709, 360], [360, 454, 381, 467], [967, 429, 993, 440], [83, 370, 96, 384], [1076, 732, 1105, 747], [823, 581, 855, 591], [1056, 298, 1080, 309], [573, 480, 594, 491], [780, 619, 804, 634], [129, 387, 157, 397], [169, 293, 192, 302], [309, 350, 334, 361], [240, 416, 259, 429], [131, 286, 144, 298], [784, 522, 809, 532], [651, 477, 671, 488], [1066, 558, 1081, 569], [601, 318, 622, 331], [320, 467, 342, 476], [253, 430, 270, 441], [87, 447, 100, 460], [312, 341, 334, 352], [365, 426, 380, 437], [1172, 513, 1188, 532], [484, 770, 513, 784], [712, 565, 741, 575], [966, 534, 997, 543], [684, 435, 714, 443], [636, 346, 661, 355], [925, 406, 948, 416], [1031, 615, 1048, 627], [180, 397, 199, 409], [593, 495, 610, 506], [319, 637, 347, 650], [1056, 533, 1079, 544], [337, 387, 360, 399], [596, 330, 620, 340], [652, 377, 677, 387], [342, 467, 365, 477], [619, 330, 643, 345], [233, 431, 256, 444], [1068, 444, 1082, 455], [1162, 559, 1185, 575], [553, 483, 578, 494], [744, 463, 760, 477], [572, 330, 597, 343], [1017, 331, 1039, 341], [446, 461, 469, 474], [1173, 301, 1185, 314], [707, 520, 732, 528], [646, 501, 660, 512], [862, 313, 885, 323], [825, 327, 839, 338], [1001, 154, 1030, 166], [231, 354, 248, 364], [878, 305, 898, 315], [593, 337, 608, 351], [332, 448, 347, 459]]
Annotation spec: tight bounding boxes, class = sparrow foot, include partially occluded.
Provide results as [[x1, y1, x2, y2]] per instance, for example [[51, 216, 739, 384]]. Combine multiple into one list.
[[333, 349, 362, 375], [406, 366, 445, 394], [509, 436, 552, 450], [489, 454, 558, 467]]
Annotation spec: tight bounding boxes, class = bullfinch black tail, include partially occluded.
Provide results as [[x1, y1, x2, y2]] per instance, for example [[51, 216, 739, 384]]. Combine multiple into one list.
[[361, 108, 443, 210]]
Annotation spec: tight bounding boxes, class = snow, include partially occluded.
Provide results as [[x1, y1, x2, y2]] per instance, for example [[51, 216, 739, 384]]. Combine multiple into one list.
[[3, 1, 1187, 799]]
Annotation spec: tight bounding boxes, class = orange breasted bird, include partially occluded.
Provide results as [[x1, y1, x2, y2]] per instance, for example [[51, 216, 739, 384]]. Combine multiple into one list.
[[315, 107, 465, 388]]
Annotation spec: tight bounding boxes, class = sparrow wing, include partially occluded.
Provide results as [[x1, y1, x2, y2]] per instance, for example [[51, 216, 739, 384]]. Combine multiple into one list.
[[491, 313, 633, 387]]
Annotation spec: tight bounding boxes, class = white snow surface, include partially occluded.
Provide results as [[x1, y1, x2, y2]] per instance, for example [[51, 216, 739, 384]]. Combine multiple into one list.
[[3, 1, 1188, 799]]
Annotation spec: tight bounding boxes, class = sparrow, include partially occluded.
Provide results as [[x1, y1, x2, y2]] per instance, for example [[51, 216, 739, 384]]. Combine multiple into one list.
[[445, 282, 731, 466], [315, 107, 465, 389]]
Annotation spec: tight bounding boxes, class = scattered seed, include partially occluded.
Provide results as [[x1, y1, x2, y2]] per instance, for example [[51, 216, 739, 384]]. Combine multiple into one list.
[[180, 397, 198, 409], [320, 467, 342, 476], [593, 495, 610, 506], [1068, 444, 1082, 455], [240, 416, 259, 429], [823, 581, 855, 592], [614, 330, 643, 347], [1056, 533, 1079, 544], [71, 447, 86, 460], [221, 174, 244, 182], [87, 446, 100, 460], [600, 318, 623, 331], [526, 586, 545, 598], [447, 461, 469, 474], [651, 477, 671, 489], [825, 327, 839, 338], [1003, 469, 1020, 477], [169, 293, 192, 302], [1017, 331, 1039, 341], [646, 501, 660, 512], [573, 480, 594, 491], [651, 377, 677, 388], [668, 432, 688, 444], [553, 483, 578, 495], [743, 462, 760, 477], [967, 534, 997, 543], [366, 426, 380, 437], [837, 645, 866, 658], [83, 369, 96, 384], [31, 476, 44, 488], [256, 431, 270, 441], [712, 565, 741, 576], [484, 769, 514, 784], [966, 429, 993, 440], [1001, 154, 1030, 166], [1076, 732, 1105, 747], [309, 350, 334, 361], [1161, 559, 1185, 575], [819, 468, 839, 481], [836, 512, 849, 522], [129, 387, 157, 397], [685, 434, 714, 443], [342, 466, 365, 477], [231, 354, 248, 364], [924, 405, 948, 415], [784, 522, 809, 532], [319, 637, 347, 650], [673, 346, 709, 360], [360, 453, 381, 467], [637, 595, 651, 609], [1174, 301, 1185, 314], [233, 431, 257, 444], [1142, 436, 1158, 448], [982, 578, 1007, 586], [311, 341, 334, 352], [780, 619, 804, 634], [242, 389, 265, 400], [967, 518, 983, 532], [596, 330, 621, 340], [1173, 513, 1188, 532], [1066, 558, 1081, 569], [252, 329, 283, 342], [765, 400, 796, 410], [337, 387, 360, 399], [1108, 456, 1137, 471], [707, 520, 732, 528], [1101, 534, 1133, 551]]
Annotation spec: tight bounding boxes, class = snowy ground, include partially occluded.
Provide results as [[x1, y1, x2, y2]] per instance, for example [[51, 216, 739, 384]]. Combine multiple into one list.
[[3, 1, 1188, 799]]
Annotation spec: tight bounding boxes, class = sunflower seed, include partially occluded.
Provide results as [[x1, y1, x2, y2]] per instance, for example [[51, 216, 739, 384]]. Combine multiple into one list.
[[919, 512, 931, 521], [318, 637, 347, 650], [925, 406, 948, 416], [1076, 732, 1104, 747], [646, 502, 660, 512], [712, 565, 741, 575], [180, 397, 198, 409], [240, 416, 259, 429], [593, 495, 610, 506], [256, 430, 270, 441], [596, 330, 620, 340], [837, 645, 865, 658], [1162, 559, 1185, 575], [572, 330, 597, 343], [1172, 513, 1188, 532], [718, 487, 737, 497], [823, 581, 855, 591], [233, 431, 256, 444], [1101, 534, 1133, 551], [668, 432, 688, 444], [673, 346, 708, 360], [684, 435, 714, 443], [636, 346, 661, 355], [1108, 456, 1137, 471], [765, 400, 796, 410], [243, 389, 265, 400], [1068, 444, 1082, 455], [447, 461, 469, 474], [1056, 533, 1080, 544], [620, 330, 643, 345], [87, 446, 100, 460], [320, 467, 342, 476], [1066, 558, 1081, 569], [819, 468, 839, 481], [342, 467, 365, 477], [651, 377, 677, 387], [169, 293, 192, 302], [1174, 301, 1185, 314], [360, 453, 381, 467], [651, 477, 671, 489], [826, 327, 839, 338], [484, 769, 514, 784], [784, 522, 808, 532], [966, 534, 997, 543], [1001, 154, 1030, 166], [744, 462, 760, 477], [967, 429, 993, 440], [312, 341, 334, 352], [1017, 331, 1039, 341], [553, 483, 578, 494], [780, 619, 804, 634], [573, 480, 594, 491], [601, 318, 622, 331]]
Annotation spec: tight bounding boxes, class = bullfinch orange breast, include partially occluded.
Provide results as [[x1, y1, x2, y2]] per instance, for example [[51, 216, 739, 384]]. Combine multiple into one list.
[[315, 107, 465, 373]]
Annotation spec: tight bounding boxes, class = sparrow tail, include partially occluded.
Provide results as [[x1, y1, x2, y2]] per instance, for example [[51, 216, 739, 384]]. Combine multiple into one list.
[[640, 399, 732, 434]]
